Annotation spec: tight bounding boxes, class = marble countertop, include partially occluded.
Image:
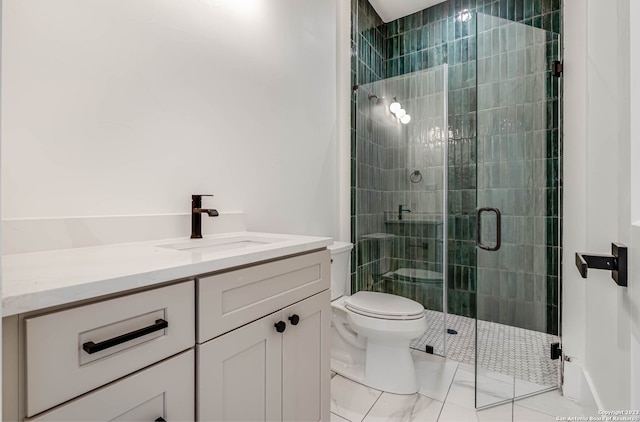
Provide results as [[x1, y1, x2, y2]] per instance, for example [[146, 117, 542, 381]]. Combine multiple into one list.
[[2, 231, 333, 317]]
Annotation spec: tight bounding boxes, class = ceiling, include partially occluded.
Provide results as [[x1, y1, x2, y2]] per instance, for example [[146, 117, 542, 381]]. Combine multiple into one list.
[[368, 0, 447, 23]]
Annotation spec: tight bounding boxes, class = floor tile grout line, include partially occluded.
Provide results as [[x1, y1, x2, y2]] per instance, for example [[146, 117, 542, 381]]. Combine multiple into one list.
[[436, 362, 463, 421], [359, 391, 383, 422], [330, 374, 384, 422], [330, 411, 352, 422]]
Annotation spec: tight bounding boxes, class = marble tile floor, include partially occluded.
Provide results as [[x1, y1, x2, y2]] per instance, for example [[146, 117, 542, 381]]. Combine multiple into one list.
[[411, 310, 560, 387], [331, 350, 589, 422]]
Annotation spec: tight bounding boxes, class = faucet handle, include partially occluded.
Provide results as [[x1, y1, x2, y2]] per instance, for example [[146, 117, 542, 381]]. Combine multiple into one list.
[[192, 194, 214, 209]]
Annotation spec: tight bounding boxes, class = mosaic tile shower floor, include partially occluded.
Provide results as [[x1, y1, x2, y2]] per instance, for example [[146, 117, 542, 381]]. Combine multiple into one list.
[[410, 310, 560, 387]]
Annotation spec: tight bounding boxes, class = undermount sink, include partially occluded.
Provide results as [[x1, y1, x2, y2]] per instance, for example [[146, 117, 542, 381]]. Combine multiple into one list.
[[156, 234, 288, 254]]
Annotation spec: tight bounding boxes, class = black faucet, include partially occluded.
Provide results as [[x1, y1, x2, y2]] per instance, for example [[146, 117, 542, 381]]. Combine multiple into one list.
[[191, 194, 219, 239], [398, 204, 411, 220]]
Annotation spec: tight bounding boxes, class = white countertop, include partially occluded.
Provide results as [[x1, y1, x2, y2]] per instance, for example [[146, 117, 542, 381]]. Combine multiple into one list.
[[2, 231, 333, 317]]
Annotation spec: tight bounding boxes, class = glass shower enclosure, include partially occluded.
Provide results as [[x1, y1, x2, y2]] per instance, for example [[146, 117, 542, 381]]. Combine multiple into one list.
[[352, 12, 561, 409]]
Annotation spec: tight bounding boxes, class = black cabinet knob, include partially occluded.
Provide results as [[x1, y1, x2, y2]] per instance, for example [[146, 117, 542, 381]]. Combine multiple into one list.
[[274, 321, 286, 333], [288, 314, 300, 325]]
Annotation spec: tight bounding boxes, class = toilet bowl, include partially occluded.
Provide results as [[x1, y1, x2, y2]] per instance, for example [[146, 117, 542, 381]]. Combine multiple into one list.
[[328, 242, 427, 394]]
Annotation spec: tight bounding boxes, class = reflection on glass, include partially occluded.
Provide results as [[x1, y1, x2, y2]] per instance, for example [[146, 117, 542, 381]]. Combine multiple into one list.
[[354, 65, 449, 356]]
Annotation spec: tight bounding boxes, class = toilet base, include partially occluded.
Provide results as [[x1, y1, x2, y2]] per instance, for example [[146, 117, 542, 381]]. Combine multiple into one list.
[[364, 338, 420, 394], [330, 342, 420, 395]]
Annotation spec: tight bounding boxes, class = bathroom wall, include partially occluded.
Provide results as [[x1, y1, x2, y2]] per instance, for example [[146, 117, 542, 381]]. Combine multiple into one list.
[[350, 0, 386, 290], [1, 0, 338, 247], [0, 0, 3, 416], [631, 0, 640, 409], [581, 0, 639, 410], [563, 0, 640, 409]]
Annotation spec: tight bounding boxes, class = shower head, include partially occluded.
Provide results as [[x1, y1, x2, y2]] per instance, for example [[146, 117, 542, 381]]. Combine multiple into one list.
[[368, 94, 385, 106]]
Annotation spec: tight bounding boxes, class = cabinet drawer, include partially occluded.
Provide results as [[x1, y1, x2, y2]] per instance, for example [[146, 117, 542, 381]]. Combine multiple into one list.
[[198, 250, 329, 342], [25, 281, 195, 417], [27, 349, 194, 421]]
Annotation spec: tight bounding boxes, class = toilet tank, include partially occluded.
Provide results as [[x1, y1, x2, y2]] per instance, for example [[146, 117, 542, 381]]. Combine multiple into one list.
[[327, 242, 353, 300]]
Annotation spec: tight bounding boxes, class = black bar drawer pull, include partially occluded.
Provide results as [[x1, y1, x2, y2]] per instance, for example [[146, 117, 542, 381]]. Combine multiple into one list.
[[82, 319, 168, 355], [477, 207, 501, 251]]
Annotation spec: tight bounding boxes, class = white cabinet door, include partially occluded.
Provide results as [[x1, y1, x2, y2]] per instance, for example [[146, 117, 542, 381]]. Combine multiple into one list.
[[198, 289, 331, 422], [28, 350, 194, 422], [282, 291, 330, 422], [198, 311, 283, 422]]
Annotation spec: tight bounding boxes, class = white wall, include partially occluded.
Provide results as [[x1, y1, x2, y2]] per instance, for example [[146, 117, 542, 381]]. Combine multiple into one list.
[[564, 0, 639, 409], [1, 0, 338, 239], [629, 0, 640, 410], [336, 0, 350, 243], [0, 0, 3, 414], [562, 0, 587, 367]]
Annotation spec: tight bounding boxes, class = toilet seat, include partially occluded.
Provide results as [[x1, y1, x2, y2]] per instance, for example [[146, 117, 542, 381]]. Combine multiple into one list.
[[344, 291, 424, 320]]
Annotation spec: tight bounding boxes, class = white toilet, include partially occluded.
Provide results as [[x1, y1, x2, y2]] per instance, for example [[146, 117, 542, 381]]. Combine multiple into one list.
[[328, 241, 427, 394]]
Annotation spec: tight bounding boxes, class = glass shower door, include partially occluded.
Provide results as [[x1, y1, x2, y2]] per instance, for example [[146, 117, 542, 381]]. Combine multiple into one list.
[[474, 13, 561, 408]]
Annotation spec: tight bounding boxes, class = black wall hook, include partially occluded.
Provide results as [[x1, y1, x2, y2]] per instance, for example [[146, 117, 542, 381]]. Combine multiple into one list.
[[575, 243, 628, 287]]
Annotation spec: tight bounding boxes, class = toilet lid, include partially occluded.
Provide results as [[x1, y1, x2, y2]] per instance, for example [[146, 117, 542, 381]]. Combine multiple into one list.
[[345, 291, 424, 320]]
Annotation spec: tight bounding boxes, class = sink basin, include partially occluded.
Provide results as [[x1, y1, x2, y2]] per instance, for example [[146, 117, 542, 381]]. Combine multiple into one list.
[[157, 234, 287, 254]]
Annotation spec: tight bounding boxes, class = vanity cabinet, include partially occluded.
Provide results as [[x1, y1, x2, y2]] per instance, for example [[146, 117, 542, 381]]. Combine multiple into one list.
[[198, 290, 330, 422], [197, 250, 331, 422], [3, 247, 331, 422]]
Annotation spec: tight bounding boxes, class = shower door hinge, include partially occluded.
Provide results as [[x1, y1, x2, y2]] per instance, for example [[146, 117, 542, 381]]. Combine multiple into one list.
[[552, 61, 563, 77], [550, 342, 562, 360]]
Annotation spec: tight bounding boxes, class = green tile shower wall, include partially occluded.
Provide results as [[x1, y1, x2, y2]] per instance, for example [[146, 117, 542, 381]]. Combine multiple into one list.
[[351, 0, 561, 335]]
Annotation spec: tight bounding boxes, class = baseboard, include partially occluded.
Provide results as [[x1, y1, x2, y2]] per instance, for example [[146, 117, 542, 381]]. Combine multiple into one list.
[[563, 360, 600, 416]]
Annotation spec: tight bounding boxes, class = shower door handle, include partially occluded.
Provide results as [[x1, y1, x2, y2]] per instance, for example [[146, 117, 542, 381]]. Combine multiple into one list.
[[477, 207, 501, 251]]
